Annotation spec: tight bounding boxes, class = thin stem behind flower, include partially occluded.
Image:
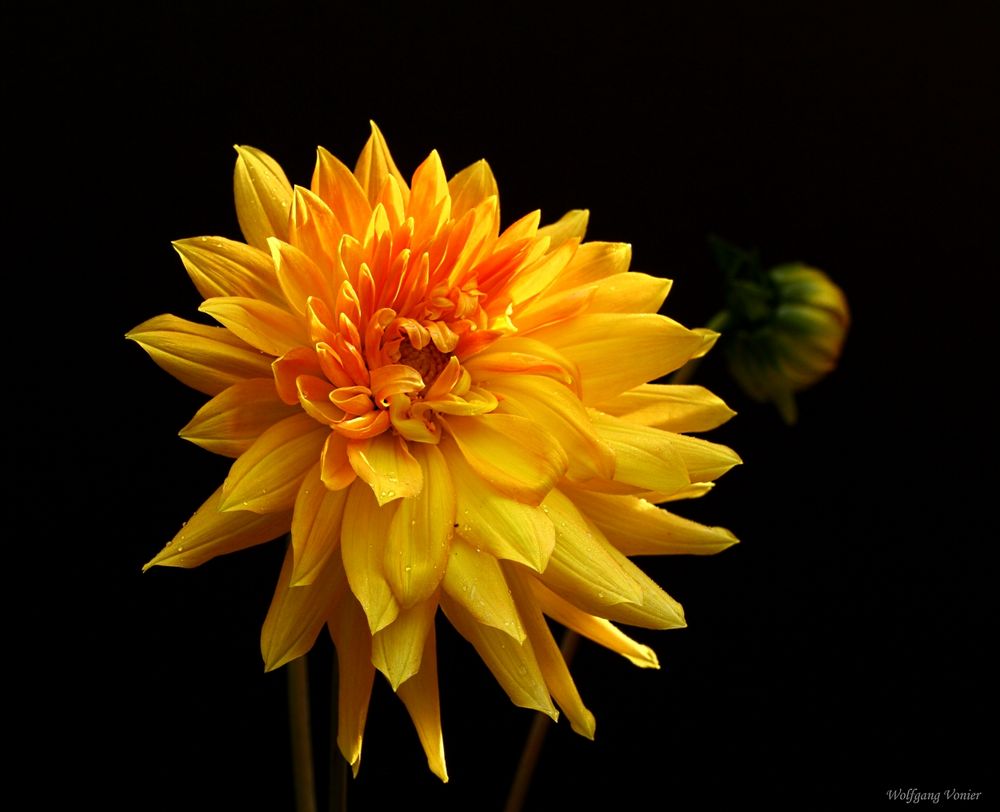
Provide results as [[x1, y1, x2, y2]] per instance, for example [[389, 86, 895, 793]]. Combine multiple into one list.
[[288, 655, 318, 812]]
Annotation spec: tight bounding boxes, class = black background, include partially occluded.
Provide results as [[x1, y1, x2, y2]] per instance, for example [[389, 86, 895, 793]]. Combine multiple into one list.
[[11, 1, 997, 809]]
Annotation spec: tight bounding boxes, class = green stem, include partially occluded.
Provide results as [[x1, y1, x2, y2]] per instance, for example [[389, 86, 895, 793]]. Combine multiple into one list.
[[669, 310, 732, 385], [329, 649, 347, 812], [288, 655, 318, 812], [503, 631, 581, 812]]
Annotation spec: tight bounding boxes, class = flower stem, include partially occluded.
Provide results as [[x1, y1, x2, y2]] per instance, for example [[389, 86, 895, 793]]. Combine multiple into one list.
[[503, 630, 581, 812], [288, 655, 318, 812]]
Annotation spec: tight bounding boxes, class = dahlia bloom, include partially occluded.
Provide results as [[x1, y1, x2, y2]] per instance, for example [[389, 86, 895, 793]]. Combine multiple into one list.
[[129, 123, 740, 781]]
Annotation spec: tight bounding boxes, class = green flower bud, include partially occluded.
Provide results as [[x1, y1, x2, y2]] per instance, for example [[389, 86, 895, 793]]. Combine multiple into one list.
[[722, 263, 849, 424]]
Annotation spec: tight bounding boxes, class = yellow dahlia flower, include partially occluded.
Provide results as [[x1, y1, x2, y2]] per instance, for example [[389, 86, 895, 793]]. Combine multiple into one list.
[[128, 123, 740, 781]]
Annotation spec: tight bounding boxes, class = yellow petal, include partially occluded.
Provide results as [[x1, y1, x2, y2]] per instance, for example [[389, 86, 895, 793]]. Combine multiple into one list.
[[321, 432, 357, 491], [261, 543, 341, 671], [504, 239, 578, 306], [143, 485, 290, 570], [179, 378, 297, 458], [447, 159, 497, 221], [354, 121, 410, 207], [666, 432, 742, 483], [385, 444, 454, 608], [593, 383, 736, 433], [527, 313, 711, 405], [396, 623, 449, 782], [443, 413, 567, 506], [490, 374, 615, 482], [535, 209, 589, 249], [505, 564, 595, 738], [126, 314, 272, 396], [440, 592, 557, 719], [439, 438, 555, 572], [594, 545, 687, 630], [221, 413, 328, 513], [543, 241, 631, 293], [346, 432, 423, 506], [537, 489, 644, 611], [570, 489, 739, 556], [234, 145, 292, 250], [268, 237, 338, 316], [441, 538, 525, 641], [290, 462, 350, 586], [173, 237, 284, 306], [584, 272, 672, 315], [371, 597, 437, 690], [588, 410, 691, 495], [327, 579, 376, 777], [340, 479, 399, 633], [312, 145, 372, 238], [527, 576, 660, 669], [200, 296, 308, 356]]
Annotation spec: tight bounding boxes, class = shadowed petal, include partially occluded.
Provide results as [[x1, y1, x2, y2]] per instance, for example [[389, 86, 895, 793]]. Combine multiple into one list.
[[290, 462, 350, 585], [340, 479, 399, 633], [442, 538, 525, 641], [371, 597, 437, 690], [397, 624, 448, 782]]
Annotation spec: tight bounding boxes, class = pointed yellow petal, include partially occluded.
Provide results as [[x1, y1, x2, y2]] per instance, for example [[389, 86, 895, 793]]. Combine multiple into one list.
[[321, 432, 357, 491], [200, 296, 309, 356], [290, 462, 350, 586], [535, 209, 589, 249], [527, 313, 711, 405], [544, 241, 631, 293], [221, 413, 328, 512], [173, 237, 284, 306], [594, 544, 687, 630], [347, 433, 423, 506], [385, 444, 454, 608], [665, 432, 742, 483], [443, 414, 567, 506], [506, 565, 595, 738], [527, 577, 660, 669], [371, 597, 437, 690], [261, 543, 341, 670], [447, 159, 498, 220], [268, 237, 338, 316], [179, 378, 297, 458], [490, 375, 615, 482], [354, 121, 410, 207], [327, 579, 376, 777], [396, 624, 449, 782], [440, 593, 557, 719], [584, 272, 672, 315], [439, 438, 555, 572], [588, 410, 691, 495], [571, 490, 739, 556], [127, 314, 272, 396], [537, 489, 644, 611], [441, 538, 525, 641], [594, 383, 736, 433], [312, 145, 372, 238], [143, 485, 290, 570], [234, 145, 292, 250], [340, 479, 399, 633]]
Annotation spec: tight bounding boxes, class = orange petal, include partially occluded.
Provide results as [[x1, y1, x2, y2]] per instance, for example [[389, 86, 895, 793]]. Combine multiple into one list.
[[269, 237, 338, 316], [312, 145, 372, 238]]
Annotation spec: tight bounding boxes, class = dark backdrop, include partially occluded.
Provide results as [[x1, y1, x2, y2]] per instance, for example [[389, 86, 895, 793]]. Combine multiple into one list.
[[11, 2, 996, 809]]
